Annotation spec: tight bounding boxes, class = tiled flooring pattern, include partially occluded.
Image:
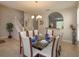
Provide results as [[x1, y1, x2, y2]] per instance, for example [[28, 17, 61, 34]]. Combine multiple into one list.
[[0, 38, 79, 57], [61, 41, 79, 57], [0, 38, 22, 57]]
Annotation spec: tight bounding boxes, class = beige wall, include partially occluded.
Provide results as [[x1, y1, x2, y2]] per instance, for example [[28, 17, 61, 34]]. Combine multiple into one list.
[[0, 5, 24, 40], [60, 7, 77, 42]]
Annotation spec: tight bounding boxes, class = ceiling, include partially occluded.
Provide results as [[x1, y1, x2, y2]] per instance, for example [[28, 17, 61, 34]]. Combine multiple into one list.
[[0, 1, 77, 14]]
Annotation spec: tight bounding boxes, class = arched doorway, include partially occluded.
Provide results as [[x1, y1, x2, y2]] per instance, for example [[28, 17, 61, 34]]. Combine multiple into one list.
[[49, 12, 64, 29]]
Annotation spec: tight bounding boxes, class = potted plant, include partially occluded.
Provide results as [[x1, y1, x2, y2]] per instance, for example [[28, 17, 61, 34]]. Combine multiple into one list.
[[6, 23, 14, 38], [70, 25, 77, 45]]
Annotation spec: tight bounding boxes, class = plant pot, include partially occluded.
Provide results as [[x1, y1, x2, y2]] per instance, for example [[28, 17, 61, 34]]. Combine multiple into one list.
[[8, 35, 12, 38]]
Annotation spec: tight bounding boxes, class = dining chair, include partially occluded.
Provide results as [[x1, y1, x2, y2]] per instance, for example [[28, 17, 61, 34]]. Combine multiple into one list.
[[46, 29, 53, 38], [19, 31, 40, 57], [54, 29, 63, 56], [45, 29, 53, 41], [28, 30, 34, 38], [19, 31, 26, 54], [34, 30, 39, 40], [34, 30, 39, 36], [38, 35, 60, 57], [52, 35, 60, 57], [56, 34, 62, 56], [28, 30, 37, 45]]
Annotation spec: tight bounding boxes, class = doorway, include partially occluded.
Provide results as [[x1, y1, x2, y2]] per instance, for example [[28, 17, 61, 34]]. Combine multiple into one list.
[[49, 12, 64, 29]]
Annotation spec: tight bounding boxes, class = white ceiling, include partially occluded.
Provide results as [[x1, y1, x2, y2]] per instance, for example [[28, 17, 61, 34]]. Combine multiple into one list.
[[0, 1, 77, 14]]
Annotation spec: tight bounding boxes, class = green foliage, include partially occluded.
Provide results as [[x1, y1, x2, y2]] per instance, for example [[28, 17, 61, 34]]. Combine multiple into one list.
[[6, 23, 14, 32]]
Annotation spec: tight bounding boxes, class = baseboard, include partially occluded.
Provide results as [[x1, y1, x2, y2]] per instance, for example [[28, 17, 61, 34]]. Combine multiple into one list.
[[62, 39, 72, 43], [62, 39, 79, 46], [0, 36, 8, 39]]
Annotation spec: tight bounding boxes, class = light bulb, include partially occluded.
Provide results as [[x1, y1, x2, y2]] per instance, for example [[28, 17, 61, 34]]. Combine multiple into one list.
[[36, 15, 42, 19], [31, 15, 35, 19]]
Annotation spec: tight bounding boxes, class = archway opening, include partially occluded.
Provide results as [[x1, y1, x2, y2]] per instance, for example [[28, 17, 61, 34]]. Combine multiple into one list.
[[49, 12, 64, 29]]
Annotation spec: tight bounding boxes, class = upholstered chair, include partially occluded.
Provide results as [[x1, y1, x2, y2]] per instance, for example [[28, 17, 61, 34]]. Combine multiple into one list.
[[19, 31, 40, 57]]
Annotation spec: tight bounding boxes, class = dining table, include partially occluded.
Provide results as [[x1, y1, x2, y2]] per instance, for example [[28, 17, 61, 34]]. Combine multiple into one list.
[[32, 35, 55, 50]]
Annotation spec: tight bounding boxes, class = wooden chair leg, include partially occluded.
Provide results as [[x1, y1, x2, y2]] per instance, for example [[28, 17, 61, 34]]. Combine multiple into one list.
[[20, 47, 22, 54], [58, 46, 61, 56], [56, 46, 61, 57]]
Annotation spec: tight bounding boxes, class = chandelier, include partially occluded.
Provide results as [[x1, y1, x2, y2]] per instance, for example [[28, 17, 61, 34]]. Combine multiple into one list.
[[31, 15, 42, 20], [31, 1, 42, 20]]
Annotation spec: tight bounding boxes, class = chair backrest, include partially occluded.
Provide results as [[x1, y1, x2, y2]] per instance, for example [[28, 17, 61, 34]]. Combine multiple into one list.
[[34, 30, 38, 36], [19, 31, 26, 54], [46, 29, 53, 37], [51, 35, 60, 57], [28, 30, 33, 38], [19, 31, 26, 45], [26, 31, 29, 37], [19, 31, 32, 57], [20, 31, 26, 37]]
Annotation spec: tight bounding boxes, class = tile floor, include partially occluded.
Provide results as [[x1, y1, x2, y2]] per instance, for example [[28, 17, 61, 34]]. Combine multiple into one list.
[[0, 38, 79, 57]]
